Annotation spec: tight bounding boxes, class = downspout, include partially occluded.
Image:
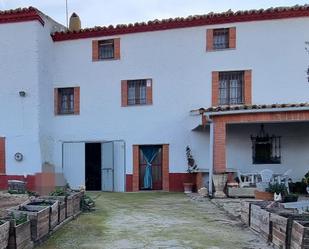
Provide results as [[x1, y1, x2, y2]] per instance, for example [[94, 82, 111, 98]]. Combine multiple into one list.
[[205, 113, 214, 198]]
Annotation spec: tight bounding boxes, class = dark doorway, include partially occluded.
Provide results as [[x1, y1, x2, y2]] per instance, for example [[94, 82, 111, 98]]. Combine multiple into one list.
[[85, 143, 101, 190], [139, 145, 162, 190]]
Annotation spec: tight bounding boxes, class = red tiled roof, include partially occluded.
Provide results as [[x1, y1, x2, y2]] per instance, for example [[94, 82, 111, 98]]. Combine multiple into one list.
[[196, 103, 309, 114], [0, 7, 44, 25], [52, 4, 309, 42]]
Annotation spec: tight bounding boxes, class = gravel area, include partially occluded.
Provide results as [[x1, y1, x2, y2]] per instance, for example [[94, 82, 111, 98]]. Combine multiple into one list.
[[38, 192, 272, 249]]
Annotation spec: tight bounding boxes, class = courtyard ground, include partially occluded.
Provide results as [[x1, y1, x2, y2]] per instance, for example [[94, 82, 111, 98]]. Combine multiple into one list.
[[38, 192, 272, 249]]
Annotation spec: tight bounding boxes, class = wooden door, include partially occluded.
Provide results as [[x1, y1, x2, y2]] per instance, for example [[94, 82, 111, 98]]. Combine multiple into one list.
[[139, 146, 162, 190]]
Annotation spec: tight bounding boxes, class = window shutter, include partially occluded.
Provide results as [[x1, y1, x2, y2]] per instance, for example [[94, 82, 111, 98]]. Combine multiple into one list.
[[114, 38, 121, 60], [121, 80, 128, 107], [206, 29, 214, 51], [92, 40, 99, 61], [146, 79, 153, 105], [74, 87, 80, 115], [54, 88, 59, 115], [244, 70, 252, 105], [212, 71, 219, 106], [0, 137, 5, 174], [229, 27, 236, 49]]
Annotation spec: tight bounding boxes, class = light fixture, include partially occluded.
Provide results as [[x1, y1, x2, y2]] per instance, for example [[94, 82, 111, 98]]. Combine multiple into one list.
[[19, 91, 26, 97]]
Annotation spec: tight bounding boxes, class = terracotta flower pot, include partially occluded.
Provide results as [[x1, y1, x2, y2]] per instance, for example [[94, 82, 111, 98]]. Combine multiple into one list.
[[183, 183, 193, 194], [254, 190, 274, 201]]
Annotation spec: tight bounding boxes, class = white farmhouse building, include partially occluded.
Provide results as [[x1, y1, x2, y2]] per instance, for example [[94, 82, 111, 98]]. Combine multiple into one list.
[[0, 5, 309, 195]]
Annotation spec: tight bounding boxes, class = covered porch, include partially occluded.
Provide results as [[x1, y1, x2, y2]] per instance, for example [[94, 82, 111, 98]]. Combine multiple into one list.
[[193, 103, 309, 197]]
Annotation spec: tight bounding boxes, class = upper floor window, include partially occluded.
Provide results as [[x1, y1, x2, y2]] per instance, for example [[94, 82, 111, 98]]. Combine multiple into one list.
[[213, 28, 229, 50], [212, 70, 252, 106], [54, 87, 80, 115], [92, 38, 120, 61], [207, 27, 236, 51], [99, 39, 115, 59], [219, 71, 244, 105], [121, 79, 153, 107], [128, 80, 147, 105]]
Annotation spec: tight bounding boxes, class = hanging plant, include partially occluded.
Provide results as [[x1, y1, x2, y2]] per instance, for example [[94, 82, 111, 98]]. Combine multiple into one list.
[[186, 146, 198, 173]]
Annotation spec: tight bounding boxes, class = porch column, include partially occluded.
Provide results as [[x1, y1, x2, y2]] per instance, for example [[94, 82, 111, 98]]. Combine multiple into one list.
[[213, 121, 226, 173], [213, 120, 228, 198], [132, 145, 139, 192]]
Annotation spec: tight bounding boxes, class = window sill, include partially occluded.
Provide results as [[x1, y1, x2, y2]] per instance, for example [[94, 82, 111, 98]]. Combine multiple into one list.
[[123, 104, 153, 107], [93, 57, 120, 62], [207, 48, 236, 52], [55, 113, 79, 116]]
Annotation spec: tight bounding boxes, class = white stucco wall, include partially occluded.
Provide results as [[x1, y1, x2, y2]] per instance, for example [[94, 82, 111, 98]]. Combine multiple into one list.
[[51, 17, 309, 175], [227, 122, 309, 181], [1, 15, 309, 179], [0, 21, 42, 175]]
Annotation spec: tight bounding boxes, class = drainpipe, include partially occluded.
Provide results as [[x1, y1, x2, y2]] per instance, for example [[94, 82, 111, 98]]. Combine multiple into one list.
[[205, 113, 214, 198]]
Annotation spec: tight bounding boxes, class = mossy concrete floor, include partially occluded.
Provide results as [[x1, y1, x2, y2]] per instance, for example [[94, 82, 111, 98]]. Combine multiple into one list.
[[38, 192, 271, 249]]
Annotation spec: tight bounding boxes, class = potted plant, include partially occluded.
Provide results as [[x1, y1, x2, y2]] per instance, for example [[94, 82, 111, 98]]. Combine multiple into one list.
[[302, 171, 309, 195], [183, 146, 198, 194], [254, 182, 274, 201]]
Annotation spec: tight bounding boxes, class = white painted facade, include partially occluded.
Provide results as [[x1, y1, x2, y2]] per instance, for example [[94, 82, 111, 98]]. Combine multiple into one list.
[[1, 10, 309, 189]]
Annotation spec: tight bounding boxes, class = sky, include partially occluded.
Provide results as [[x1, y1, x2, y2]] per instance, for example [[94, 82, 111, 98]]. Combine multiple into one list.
[[0, 0, 308, 28]]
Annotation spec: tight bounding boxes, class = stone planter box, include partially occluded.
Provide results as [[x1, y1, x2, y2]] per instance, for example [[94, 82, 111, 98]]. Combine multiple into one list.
[[291, 220, 309, 249], [10, 205, 50, 242], [270, 212, 309, 249], [28, 199, 59, 231], [72, 192, 83, 215], [250, 203, 271, 241], [0, 220, 10, 249], [7, 215, 32, 249], [42, 196, 66, 223], [254, 190, 273, 201]]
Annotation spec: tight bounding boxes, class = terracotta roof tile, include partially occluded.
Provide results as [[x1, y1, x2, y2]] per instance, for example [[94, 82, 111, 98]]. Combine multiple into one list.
[[52, 4, 309, 41], [197, 103, 309, 114]]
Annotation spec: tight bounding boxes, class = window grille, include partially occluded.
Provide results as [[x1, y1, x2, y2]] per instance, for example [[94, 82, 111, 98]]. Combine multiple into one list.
[[99, 39, 114, 59], [219, 71, 244, 105], [59, 88, 74, 114], [213, 28, 229, 49], [251, 125, 281, 164], [127, 80, 147, 105]]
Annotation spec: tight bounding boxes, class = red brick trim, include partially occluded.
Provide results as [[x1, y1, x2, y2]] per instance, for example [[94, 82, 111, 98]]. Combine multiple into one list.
[[244, 70, 252, 105], [0, 138, 5, 174], [206, 29, 213, 51], [0, 7, 44, 26], [132, 145, 139, 192], [162, 144, 170, 191], [169, 173, 197, 192], [121, 80, 128, 107], [146, 79, 153, 105], [92, 40, 99, 61], [74, 87, 80, 115], [53, 6, 309, 41], [212, 110, 309, 173], [54, 88, 59, 115], [126, 174, 133, 192], [229, 27, 236, 49], [114, 38, 121, 60], [212, 71, 219, 106]]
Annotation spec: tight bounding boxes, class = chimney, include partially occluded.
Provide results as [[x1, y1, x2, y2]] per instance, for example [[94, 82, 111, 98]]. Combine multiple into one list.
[[69, 13, 81, 32]]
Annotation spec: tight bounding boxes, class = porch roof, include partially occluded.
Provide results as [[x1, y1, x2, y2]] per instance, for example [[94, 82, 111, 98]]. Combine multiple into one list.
[[193, 103, 309, 116]]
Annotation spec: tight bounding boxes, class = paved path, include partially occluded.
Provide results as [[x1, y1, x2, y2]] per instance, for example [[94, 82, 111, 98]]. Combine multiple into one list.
[[38, 192, 272, 249]]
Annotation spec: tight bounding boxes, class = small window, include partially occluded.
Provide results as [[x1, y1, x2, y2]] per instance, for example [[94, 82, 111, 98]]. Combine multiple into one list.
[[213, 28, 229, 50], [58, 88, 74, 114], [99, 39, 114, 59], [251, 125, 281, 164], [128, 80, 147, 105], [219, 71, 244, 105]]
